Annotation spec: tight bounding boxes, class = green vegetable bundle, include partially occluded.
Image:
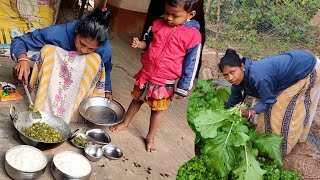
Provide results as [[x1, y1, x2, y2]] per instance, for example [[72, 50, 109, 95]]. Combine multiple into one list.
[[180, 80, 300, 180]]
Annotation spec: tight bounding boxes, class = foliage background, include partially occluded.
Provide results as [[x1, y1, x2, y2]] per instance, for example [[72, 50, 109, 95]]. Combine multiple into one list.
[[204, 0, 320, 59]]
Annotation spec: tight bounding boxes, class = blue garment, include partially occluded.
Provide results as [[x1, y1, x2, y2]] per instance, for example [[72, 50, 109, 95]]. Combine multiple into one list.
[[10, 20, 113, 92], [226, 50, 317, 114]]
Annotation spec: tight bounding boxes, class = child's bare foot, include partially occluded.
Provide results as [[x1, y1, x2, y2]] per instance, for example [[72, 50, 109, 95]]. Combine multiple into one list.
[[109, 122, 128, 132], [145, 135, 157, 152]]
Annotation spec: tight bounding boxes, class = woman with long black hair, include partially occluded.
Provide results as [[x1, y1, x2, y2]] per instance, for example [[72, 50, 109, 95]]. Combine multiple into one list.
[[219, 49, 320, 155], [11, 8, 113, 123]]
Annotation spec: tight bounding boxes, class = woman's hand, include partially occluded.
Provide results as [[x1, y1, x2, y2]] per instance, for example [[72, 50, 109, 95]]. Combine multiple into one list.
[[15, 60, 30, 85], [105, 92, 113, 102], [238, 105, 256, 119]]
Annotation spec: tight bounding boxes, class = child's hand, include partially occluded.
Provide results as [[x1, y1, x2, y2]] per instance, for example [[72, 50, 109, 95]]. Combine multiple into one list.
[[131, 37, 140, 48], [174, 94, 185, 99]]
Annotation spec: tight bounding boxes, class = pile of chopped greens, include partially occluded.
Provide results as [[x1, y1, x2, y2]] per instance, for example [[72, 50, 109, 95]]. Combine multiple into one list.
[[72, 136, 90, 148], [23, 122, 62, 142], [28, 104, 42, 119], [178, 80, 300, 180]]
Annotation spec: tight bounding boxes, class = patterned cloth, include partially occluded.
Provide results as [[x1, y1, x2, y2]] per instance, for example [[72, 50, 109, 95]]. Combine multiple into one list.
[[256, 58, 320, 155], [131, 86, 172, 111], [134, 80, 174, 100], [29, 44, 105, 123], [131, 80, 175, 111]]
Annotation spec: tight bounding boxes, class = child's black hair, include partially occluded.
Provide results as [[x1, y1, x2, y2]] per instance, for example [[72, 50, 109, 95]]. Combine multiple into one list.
[[218, 49, 245, 71], [166, 0, 198, 12], [76, 8, 112, 46]]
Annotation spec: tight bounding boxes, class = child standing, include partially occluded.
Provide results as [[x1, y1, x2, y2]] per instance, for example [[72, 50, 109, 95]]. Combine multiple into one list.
[[110, 0, 202, 152]]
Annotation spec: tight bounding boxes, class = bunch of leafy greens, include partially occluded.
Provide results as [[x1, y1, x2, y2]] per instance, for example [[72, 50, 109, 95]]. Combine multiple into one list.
[[258, 157, 301, 180], [181, 80, 300, 180], [177, 155, 227, 180], [187, 80, 231, 144]]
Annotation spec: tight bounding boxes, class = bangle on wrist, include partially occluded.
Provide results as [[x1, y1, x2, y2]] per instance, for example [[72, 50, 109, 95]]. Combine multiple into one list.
[[248, 110, 251, 119], [18, 58, 30, 63], [105, 91, 112, 94]]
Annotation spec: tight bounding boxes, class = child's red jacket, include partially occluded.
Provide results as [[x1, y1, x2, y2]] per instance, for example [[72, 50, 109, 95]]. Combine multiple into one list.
[[134, 18, 202, 97]]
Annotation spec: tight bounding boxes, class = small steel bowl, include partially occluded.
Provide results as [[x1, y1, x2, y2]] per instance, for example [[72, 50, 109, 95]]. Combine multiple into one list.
[[70, 133, 95, 149], [86, 129, 111, 145], [84, 145, 103, 162], [102, 144, 123, 160]]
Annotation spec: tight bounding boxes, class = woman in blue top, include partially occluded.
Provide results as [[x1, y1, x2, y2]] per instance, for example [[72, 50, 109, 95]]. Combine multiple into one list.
[[10, 8, 113, 123], [11, 8, 113, 99], [219, 49, 320, 155]]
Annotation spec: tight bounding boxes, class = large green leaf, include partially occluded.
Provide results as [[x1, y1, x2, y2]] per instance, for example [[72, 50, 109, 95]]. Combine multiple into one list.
[[194, 110, 226, 139], [254, 133, 283, 166], [233, 143, 266, 180], [232, 132, 250, 147], [203, 131, 236, 177], [215, 87, 231, 102], [231, 124, 250, 147]]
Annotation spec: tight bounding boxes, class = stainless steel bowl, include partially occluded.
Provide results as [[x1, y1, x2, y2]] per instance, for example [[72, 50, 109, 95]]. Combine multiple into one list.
[[5, 145, 47, 179], [84, 145, 103, 162], [102, 144, 123, 160], [86, 129, 111, 145], [51, 151, 91, 180], [79, 97, 125, 126], [70, 133, 95, 149]]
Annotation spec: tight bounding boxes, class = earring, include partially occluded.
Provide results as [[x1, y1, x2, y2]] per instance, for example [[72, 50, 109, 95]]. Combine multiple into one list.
[[243, 69, 245, 71]]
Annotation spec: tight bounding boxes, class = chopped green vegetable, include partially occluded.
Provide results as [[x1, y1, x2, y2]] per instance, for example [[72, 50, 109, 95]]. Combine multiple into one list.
[[28, 104, 36, 112], [23, 122, 62, 142], [28, 104, 42, 118], [72, 136, 90, 148]]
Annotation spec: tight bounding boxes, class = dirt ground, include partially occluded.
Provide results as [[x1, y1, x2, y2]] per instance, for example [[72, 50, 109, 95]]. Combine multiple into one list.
[[282, 121, 320, 180]]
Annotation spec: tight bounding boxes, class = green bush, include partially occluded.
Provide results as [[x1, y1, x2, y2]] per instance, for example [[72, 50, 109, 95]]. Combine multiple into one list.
[[205, 0, 320, 57]]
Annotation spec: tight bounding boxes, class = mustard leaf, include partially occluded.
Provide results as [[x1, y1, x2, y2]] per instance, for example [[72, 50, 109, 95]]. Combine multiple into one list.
[[233, 143, 266, 180], [254, 133, 283, 166], [203, 131, 236, 177], [194, 110, 226, 139]]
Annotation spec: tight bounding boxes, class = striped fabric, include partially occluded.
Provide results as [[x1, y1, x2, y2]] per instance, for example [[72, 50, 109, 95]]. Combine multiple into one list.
[[256, 58, 320, 155], [29, 44, 105, 123]]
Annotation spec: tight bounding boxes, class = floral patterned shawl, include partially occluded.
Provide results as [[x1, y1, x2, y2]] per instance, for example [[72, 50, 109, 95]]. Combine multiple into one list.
[[29, 44, 105, 123]]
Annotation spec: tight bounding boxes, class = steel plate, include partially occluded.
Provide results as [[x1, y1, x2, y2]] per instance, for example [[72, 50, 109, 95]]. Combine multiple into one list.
[[79, 97, 125, 126]]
